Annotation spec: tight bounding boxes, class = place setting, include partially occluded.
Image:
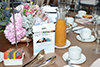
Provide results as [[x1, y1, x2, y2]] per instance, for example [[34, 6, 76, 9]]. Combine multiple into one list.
[[62, 46, 86, 67], [65, 17, 78, 27], [71, 26, 96, 42], [75, 10, 93, 21], [76, 28, 96, 42], [65, 17, 78, 33]]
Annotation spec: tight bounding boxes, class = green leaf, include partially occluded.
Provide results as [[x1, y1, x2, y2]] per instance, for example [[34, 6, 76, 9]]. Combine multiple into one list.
[[0, 21, 7, 26], [0, 30, 4, 33]]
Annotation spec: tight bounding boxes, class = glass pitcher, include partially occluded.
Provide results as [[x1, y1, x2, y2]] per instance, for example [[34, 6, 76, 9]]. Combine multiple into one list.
[[55, 8, 67, 47]]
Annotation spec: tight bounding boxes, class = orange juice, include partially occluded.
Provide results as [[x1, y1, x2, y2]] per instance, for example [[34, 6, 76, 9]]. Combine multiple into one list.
[[55, 19, 66, 47]]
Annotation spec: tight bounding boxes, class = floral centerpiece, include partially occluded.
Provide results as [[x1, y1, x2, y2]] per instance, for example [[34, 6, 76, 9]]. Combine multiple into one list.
[[0, 2, 19, 32], [3, 3, 53, 44]]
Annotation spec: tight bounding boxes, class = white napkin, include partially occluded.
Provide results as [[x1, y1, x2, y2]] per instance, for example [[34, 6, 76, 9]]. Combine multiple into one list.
[[90, 58, 100, 67], [41, 5, 57, 12], [75, 19, 91, 24], [41, 5, 57, 22]]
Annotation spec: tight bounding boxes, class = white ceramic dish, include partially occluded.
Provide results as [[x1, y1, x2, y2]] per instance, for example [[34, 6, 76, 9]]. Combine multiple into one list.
[[63, 65, 81, 67], [62, 52, 86, 64], [76, 35, 96, 42], [75, 14, 93, 21], [0, 52, 4, 62], [55, 40, 71, 49], [72, 22, 78, 27]]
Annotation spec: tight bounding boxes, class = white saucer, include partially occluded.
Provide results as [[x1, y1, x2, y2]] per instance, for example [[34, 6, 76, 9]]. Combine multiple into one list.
[[0, 52, 4, 62], [75, 14, 81, 18], [72, 22, 78, 27], [55, 40, 71, 49], [63, 52, 86, 64], [63, 65, 81, 67], [76, 35, 96, 42], [72, 26, 89, 34]]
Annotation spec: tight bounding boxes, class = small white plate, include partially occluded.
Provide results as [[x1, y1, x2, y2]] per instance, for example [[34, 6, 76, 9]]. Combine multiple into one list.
[[75, 14, 81, 18], [55, 40, 71, 49], [62, 52, 86, 64], [76, 35, 96, 42], [72, 26, 89, 34], [75, 14, 93, 21], [71, 22, 78, 27], [63, 65, 81, 67], [0, 52, 4, 62]]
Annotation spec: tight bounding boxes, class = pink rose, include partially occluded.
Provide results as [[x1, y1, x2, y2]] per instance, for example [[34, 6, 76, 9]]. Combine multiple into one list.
[[24, 4, 30, 10]]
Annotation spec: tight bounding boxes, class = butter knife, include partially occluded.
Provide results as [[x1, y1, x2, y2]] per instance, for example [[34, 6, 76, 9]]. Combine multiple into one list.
[[71, 27, 87, 32]]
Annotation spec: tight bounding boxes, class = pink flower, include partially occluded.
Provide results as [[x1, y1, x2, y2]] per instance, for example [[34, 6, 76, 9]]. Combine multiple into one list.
[[10, 13, 22, 24], [24, 4, 30, 10], [4, 13, 26, 44], [4, 23, 26, 44]]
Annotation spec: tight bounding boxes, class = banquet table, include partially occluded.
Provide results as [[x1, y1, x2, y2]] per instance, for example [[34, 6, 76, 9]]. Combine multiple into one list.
[[0, 12, 100, 67]]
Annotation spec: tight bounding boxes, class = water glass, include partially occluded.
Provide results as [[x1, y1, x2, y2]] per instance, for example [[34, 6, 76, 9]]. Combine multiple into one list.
[[93, 24, 100, 54]]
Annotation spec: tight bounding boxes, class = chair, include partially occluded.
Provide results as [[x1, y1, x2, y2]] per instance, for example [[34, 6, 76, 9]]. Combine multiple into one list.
[[33, 0, 50, 7], [76, 0, 99, 14], [58, 0, 78, 12]]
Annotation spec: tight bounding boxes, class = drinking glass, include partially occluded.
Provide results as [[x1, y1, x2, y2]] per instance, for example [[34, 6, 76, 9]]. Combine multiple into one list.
[[93, 24, 100, 54], [92, 7, 99, 32]]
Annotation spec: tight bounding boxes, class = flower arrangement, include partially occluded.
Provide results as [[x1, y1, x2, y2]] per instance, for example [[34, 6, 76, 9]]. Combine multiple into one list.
[[0, 2, 19, 32], [3, 3, 53, 44]]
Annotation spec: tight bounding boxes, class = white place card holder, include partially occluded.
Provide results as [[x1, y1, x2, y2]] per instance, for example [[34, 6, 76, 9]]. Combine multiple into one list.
[[33, 23, 55, 55]]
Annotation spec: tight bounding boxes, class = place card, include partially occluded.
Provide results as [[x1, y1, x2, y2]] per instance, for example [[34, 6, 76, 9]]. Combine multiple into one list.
[[33, 23, 55, 55]]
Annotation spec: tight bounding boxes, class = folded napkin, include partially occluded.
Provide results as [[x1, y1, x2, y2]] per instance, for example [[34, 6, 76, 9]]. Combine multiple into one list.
[[90, 58, 100, 67], [41, 5, 57, 12], [41, 5, 57, 22], [75, 19, 92, 24]]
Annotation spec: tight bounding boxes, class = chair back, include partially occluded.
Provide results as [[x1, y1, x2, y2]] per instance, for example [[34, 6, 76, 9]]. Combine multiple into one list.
[[80, 0, 99, 5], [34, 0, 50, 7]]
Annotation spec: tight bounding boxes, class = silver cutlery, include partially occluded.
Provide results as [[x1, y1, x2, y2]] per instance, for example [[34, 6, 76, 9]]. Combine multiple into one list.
[[66, 59, 74, 67], [78, 33, 85, 41], [33, 56, 56, 67], [45, 12, 57, 14], [22, 49, 45, 67], [71, 27, 87, 32]]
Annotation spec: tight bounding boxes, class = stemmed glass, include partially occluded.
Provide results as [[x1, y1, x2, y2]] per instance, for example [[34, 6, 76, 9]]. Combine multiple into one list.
[[93, 23, 100, 54], [92, 7, 98, 32], [92, 7, 100, 54]]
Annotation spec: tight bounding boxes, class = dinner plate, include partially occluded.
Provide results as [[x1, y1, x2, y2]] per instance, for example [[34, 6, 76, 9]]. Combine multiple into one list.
[[76, 35, 96, 42], [72, 26, 89, 34], [0, 52, 4, 62], [75, 14, 93, 21], [55, 40, 71, 49], [63, 65, 81, 67], [62, 52, 86, 64]]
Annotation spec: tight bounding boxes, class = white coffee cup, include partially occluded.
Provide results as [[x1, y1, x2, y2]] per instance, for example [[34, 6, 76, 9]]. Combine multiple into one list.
[[78, 10, 86, 18], [65, 17, 74, 25], [80, 28, 92, 40], [68, 46, 82, 60]]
